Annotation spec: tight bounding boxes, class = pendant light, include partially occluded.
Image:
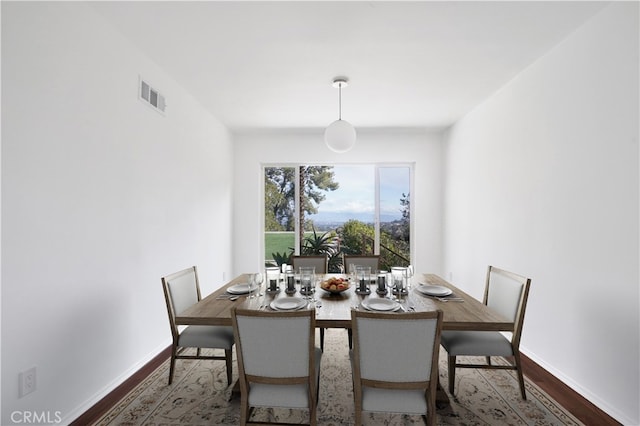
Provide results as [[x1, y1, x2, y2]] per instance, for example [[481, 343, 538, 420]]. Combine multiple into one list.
[[324, 77, 356, 153]]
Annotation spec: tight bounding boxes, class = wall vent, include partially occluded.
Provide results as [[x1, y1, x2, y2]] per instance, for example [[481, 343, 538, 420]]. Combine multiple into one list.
[[139, 77, 166, 114]]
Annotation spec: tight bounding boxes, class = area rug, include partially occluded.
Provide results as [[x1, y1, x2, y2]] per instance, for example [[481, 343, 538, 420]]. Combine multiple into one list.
[[93, 330, 583, 425]]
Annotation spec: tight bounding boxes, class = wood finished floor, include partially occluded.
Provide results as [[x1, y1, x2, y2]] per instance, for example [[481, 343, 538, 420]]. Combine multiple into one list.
[[71, 349, 620, 426]]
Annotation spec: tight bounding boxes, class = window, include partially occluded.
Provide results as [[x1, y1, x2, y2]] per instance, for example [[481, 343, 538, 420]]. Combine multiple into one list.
[[264, 164, 412, 272]]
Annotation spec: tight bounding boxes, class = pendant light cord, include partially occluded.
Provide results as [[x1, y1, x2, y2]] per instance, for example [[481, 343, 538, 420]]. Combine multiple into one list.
[[339, 83, 342, 120]]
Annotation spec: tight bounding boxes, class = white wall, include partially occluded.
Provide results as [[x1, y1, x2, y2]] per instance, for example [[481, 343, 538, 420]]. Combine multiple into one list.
[[1, 3, 233, 424], [232, 129, 444, 277], [443, 3, 638, 424]]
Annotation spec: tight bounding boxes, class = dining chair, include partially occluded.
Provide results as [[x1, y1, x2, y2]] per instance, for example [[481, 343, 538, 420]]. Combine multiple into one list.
[[329, 255, 380, 352], [161, 266, 234, 386], [343, 255, 380, 273], [291, 255, 328, 273], [231, 307, 321, 426], [440, 265, 532, 399], [291, 255, 344, 350], [351, 309, 443, 426], [291, 255, 334, 350]]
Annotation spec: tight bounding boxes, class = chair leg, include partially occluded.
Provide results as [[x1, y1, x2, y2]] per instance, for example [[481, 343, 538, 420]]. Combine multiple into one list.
[[309, 385, 317, 426], [486, 356, 492, 366], [225, 349, 233, 386], [239, 391, 249, 426], [354, 408, 362, 426], [448, 355, 456, 395], [168, 346, 178, 385], [513, 352, 527, 400], [320, 328, 325, 351], [348, 328, 353, 349], [425, 386, 436, 426]]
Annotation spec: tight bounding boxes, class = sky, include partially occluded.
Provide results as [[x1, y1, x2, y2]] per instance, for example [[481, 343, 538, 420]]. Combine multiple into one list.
[[308, 165, 410, 223]]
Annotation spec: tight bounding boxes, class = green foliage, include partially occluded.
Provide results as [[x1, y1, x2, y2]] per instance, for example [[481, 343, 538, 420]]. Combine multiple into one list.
[[264, 231, 295, 261], [339, 220, 375, 255], [338, 219, 410, 271], [298, 166, 339, 217], [271, 251, 293, 268], [399, 192, 410, 242], [264, 166, 339, 233], [301, 228, 334, 254], [264, 167, 296, 231], [301, 227, 343, 273]]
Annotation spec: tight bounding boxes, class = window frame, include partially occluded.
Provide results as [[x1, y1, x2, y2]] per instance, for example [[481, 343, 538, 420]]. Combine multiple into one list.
[[261, 162, 414, 267]]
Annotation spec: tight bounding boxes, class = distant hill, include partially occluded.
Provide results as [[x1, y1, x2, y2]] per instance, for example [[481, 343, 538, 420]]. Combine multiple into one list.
[[308, 212, 400, 225]]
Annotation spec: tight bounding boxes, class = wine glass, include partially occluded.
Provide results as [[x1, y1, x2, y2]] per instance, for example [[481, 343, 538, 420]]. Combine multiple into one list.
[[387, 275, 396, 299], [406, 265, 414, 292], [247, 273, 256, 299], [253, 272, 264, 297]]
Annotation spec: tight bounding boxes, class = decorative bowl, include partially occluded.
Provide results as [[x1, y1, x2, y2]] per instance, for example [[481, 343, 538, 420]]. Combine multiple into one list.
[[320, 277, 350, 294]]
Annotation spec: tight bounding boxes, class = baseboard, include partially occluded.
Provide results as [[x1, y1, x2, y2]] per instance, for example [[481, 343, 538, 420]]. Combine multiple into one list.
[[520, 351, 626, 426], [67, 342, 171, 425]]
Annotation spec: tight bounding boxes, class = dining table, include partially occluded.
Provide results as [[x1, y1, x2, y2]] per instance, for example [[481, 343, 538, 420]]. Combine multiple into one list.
[[174, 272, 512, 406], [175, 272, 512, 331]]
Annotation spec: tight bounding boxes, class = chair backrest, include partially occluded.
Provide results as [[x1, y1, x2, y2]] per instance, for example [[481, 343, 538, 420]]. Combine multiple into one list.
[[483, 265, 531, 347], [351, 310, 443, 384], [161, 266, 201, 341], [291, 255, 328, 274], [231, 308, 316, 381], [344, 255, 380, 273]]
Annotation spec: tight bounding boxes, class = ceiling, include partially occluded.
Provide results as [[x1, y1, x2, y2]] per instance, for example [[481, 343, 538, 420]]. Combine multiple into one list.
[[90, 1, 608, 131]]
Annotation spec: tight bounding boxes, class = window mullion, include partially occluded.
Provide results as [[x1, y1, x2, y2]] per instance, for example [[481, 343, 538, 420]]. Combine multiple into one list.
[[374, 165, 380, 256], [294, 165, 301, 255]]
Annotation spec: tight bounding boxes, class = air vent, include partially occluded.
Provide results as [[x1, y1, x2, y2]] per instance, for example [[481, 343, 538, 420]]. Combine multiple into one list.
[[139, 77, 166, 114]]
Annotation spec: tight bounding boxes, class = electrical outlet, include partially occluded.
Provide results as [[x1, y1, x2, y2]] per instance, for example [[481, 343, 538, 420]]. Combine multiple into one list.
[[19, 367, 36, 398]]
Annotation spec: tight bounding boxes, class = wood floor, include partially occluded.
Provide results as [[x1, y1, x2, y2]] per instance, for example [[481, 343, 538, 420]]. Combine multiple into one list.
[[71, 349, 620, 426], [520, 354, 621, 426]]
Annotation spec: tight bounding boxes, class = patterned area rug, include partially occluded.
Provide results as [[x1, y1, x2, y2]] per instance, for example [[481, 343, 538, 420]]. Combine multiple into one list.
[[94, 330, 583, 425]]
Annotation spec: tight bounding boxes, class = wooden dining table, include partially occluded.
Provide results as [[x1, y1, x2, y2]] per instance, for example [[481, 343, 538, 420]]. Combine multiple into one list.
[[175, 272, 512, 406], [175, 273, 512, 332]]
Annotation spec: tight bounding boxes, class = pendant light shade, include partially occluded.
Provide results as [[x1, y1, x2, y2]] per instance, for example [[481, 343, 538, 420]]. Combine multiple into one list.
[[324, 119, 356, 153], [325, 78, 356, 153]]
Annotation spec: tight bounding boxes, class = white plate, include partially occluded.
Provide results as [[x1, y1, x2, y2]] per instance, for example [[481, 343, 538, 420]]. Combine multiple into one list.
[[416, 284, 452, 297], [227, 283, 257, 295], [271, 297, 307, 311], [361, 298, 400, 312]]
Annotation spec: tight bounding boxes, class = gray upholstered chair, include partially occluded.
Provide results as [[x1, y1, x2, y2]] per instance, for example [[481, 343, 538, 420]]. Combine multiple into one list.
[[161, 266, 234, 386], [231, 307, 321, 426], [440, 265, 531, 399], [351, 310, 443, 426], [344, 255, 380, 273], [291, 255, 328, 273]]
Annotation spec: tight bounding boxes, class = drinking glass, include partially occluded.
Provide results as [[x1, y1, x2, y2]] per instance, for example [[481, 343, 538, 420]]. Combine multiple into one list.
[[265, 266, 280, 292], [391, 267, 409, 296], [349, 263, 357, 283], [285, 269, 296, 293], [376, 271, 387, 293], [299, 266, 316, 299], [356, 266, 371, 293]]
